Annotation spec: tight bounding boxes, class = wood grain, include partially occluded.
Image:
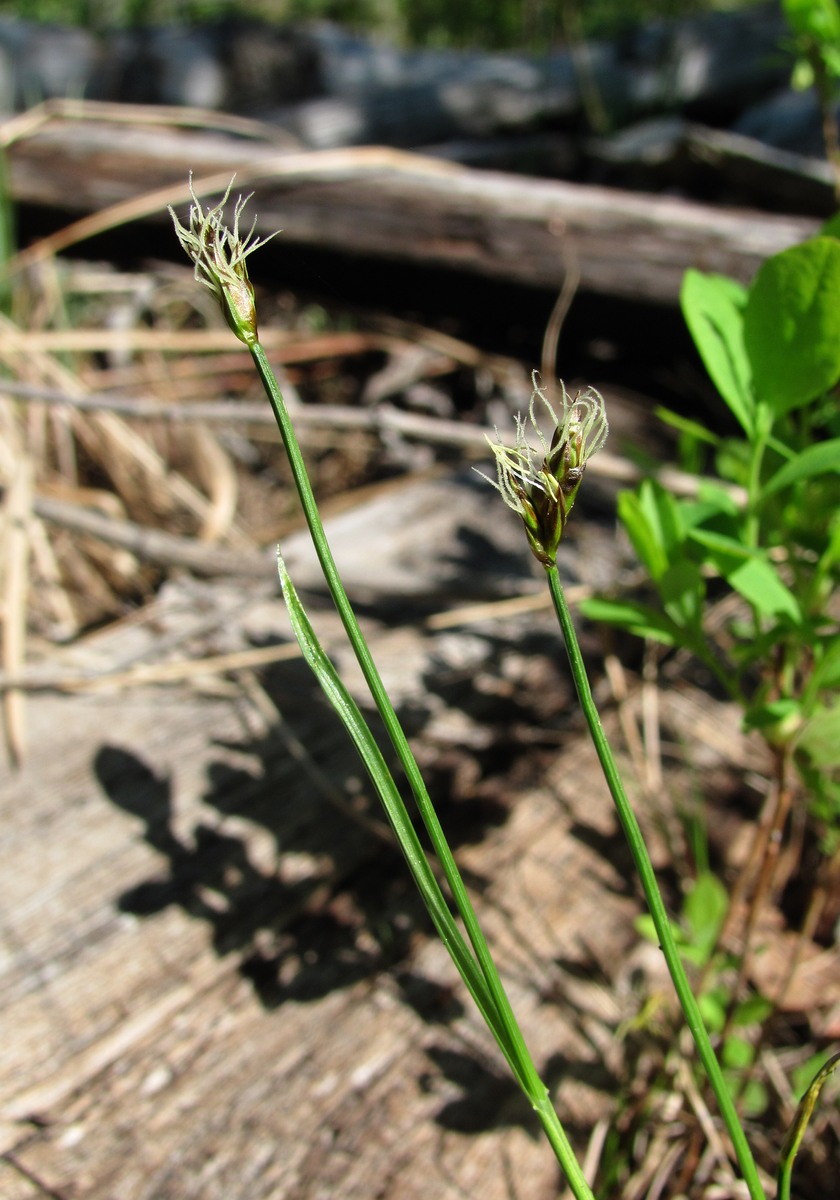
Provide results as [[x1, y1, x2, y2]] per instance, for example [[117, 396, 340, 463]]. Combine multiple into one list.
[[5, 111, 818, 304]]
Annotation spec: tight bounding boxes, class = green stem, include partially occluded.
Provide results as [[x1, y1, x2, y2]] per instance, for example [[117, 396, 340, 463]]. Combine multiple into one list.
[[744, 407, 771, 552], [545, 564, 766, 1200], [252, 343, 594, 1200]]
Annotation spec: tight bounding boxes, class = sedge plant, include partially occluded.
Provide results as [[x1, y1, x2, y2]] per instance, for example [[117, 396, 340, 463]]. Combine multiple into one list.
[[169, 177, 830, 1197]]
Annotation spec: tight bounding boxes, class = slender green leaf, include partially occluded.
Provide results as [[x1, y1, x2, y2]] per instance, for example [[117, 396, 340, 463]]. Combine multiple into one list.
[[617, 490, 668, 581], [681, 270, 754, 435], [778, 1051, 840, 1200], [578, 597, 683, 645], [639, 478, 685, 556], [654, 405, 719, 445], [762, 439, 840, 498], [275, 552, 510, 1035], [744, 237, 840, 415], [688, 529, 802, 622]]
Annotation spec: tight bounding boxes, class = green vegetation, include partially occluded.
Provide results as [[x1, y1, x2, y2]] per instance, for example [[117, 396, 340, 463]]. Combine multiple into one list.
[[169, 135, 839, 1193], [4, 0, 768, 49], [583, 231, 840, 852]]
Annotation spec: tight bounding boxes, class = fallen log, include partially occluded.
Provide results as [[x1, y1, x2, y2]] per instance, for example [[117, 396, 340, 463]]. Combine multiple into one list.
[[4, 106, 818, 304]]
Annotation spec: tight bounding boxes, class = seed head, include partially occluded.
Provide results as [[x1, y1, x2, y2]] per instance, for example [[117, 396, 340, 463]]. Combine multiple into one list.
[[478, 373, 608, 566], [168, 175, 277, 346]]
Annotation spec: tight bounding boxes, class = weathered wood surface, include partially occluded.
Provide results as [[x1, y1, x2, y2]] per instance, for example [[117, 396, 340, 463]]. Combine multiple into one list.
[[0, 496, 619, 1198], [5, 110, 818, 304], [588, 118, 839, 216], [0, 470, 765, 1199]]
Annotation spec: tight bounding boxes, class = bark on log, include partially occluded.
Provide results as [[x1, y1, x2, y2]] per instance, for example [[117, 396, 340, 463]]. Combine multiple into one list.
[[5, 109, 819, 304]]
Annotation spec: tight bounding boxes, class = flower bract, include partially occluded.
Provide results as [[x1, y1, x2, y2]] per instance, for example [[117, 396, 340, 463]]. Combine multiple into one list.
[[169, 175, 278, 346], [479, 373, 608, 566]]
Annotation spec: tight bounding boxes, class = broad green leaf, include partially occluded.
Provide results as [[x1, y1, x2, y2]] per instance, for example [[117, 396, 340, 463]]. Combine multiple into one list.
[[762, 438, 840, 498], [684, 872, 728, 966], [681, 270, 754, 436], [723, 1035, 756, 1071], [578, 597, 682, 646], [783, 0, 840, 42], [744, 237, 840, 415], [688, 529, 802, 622], [740, 1079, 770, 1118], [698, 989, 727, 1032], [726, 558, 801, 623]]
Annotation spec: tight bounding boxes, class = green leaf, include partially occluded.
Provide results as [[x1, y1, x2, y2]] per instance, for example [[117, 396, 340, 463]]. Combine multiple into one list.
[[634, 912, 683, 948], [578, 597, 682, 646], [683, 872, 729, 966], [778, 1050, 840, 1200], [740, 1079, 769, 1118], [654, 406, 719, 446], [275, 552, 506, 1044], [762, 438, 840, 498], [811, 636, 840, 690], [783, 0, 840, 42], [797, 702, 840, 766], [617, 490, 667, 581], [743, 699, 803, 745], [723, 1035, 756, 1071], [744, 237, 840, 415], [681, 270, 754, 436], [660, 558, 705, 632], [822, 210, 840, 240], [792, 1049, 840, 1098], [732, 994, 774, 1027], [696, 480, 742, 518], [698, 990, 727, 1032], [688, 529, 802, 623], [638, 479, 685, 555]]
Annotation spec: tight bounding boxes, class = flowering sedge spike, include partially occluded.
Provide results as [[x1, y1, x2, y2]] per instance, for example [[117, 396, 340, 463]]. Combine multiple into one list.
[[168, 175, 277, 346], [479, 373, 608, 566]]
